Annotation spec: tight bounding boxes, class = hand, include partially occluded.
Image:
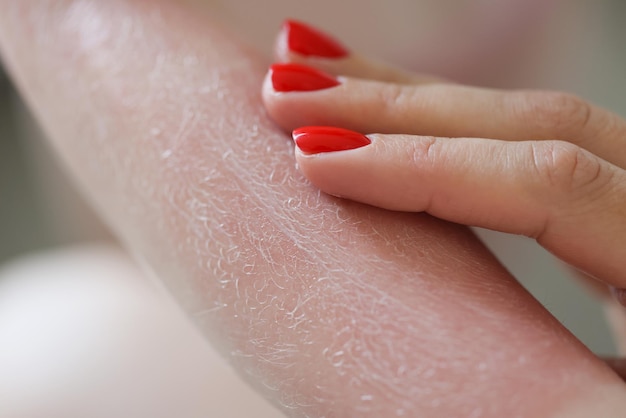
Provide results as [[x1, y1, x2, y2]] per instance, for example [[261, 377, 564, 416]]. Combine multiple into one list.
[[263, 20, 626, 298]]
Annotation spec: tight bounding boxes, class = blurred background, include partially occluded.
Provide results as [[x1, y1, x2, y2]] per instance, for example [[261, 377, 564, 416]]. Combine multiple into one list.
[[0, 0, 625, 416]]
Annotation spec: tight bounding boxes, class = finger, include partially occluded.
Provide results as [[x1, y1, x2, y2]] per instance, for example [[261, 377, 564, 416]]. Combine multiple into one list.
[[274, 19, 441, 84], [263, 65, 626, 168], [292, 127, 626, 289]]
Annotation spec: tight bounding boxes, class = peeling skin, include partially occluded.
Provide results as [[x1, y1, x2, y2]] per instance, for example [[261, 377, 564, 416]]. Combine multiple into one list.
[[1, 1, 625, 417]]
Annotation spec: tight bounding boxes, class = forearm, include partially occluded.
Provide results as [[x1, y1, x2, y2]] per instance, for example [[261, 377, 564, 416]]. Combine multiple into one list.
[[0, 1, 623, 416]]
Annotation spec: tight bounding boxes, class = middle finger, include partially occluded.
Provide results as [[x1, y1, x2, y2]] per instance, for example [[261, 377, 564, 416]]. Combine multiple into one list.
[[263, 64, 626, 168]]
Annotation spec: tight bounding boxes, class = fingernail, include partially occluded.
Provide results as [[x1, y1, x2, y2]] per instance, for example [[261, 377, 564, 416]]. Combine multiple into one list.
[[292, 126, 371, 154], [270, 63, 340, 92], [282, 19, 349, 58]]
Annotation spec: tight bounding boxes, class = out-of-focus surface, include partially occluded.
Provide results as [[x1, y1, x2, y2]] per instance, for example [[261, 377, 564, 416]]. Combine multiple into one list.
[[0, 0, 625, 416], [0, 246, 282, 417], [0, 76, 111, 259], [0, 76, 54, 261]]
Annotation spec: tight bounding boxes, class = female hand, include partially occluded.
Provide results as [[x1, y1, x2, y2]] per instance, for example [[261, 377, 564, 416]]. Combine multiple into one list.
[[263, 20, 626, 300]]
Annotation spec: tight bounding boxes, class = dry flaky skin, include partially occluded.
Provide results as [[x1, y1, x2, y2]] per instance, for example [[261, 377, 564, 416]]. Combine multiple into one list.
[[0, 1, 625, 417]]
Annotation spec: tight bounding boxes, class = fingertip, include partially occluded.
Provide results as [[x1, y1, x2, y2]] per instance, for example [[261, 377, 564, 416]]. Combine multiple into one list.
[[268, 63, 341, 93], [262, 64, 347, 132], [292, 126, 371, 155], [261, 65, 301, 131], [260, 67, 280, 116], [273, 20, 291, 62], [276, 19, 349, 61], [261, 66, 274, 97], [290, 127, 380, 203]]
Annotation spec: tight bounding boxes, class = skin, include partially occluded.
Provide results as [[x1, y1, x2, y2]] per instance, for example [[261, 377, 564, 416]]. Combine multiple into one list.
[[264, 31, 626, 298], [1, 1, 625, 416]]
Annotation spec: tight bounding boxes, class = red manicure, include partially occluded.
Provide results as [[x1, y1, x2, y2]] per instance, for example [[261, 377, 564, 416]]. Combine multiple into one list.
[[292, 126, 371, 154], [282, 20, 349, 58], [270, 63, 340, 92]]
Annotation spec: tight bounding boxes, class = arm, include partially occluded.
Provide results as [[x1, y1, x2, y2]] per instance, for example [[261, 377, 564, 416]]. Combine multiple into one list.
[[0, 1, 623, 416]]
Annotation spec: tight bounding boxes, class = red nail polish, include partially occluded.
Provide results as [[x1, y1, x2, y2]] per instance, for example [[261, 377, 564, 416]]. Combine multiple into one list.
[[282, 20, 349, 58], [292, 126, 371, 154], [270, 63, 340, 92]]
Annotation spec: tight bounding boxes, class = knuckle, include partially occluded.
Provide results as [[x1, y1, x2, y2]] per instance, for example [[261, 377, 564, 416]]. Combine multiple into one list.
[[398, 136, 438, 212], [405, 136, 439, 171], [379, 83, 413, 111], [518, 91, 593, 138], [529, 141, 607, 195]]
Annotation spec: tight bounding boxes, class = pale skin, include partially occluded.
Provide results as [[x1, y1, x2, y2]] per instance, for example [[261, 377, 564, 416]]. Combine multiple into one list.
[[264, 23, 626, 345], [264, 40, 626, 291], [1, 1, 626, 417]]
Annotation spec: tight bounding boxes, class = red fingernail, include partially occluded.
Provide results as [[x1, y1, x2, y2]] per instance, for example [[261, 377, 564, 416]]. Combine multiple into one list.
[[270, 63, 340, 92], [282, 20, 349, 58], [292, 126, 371, 154]]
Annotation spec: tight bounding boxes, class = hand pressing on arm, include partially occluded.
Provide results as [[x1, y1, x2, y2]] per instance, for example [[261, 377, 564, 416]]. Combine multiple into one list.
[[2, 6, 626, 417], [263, 20, 626, 302]]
